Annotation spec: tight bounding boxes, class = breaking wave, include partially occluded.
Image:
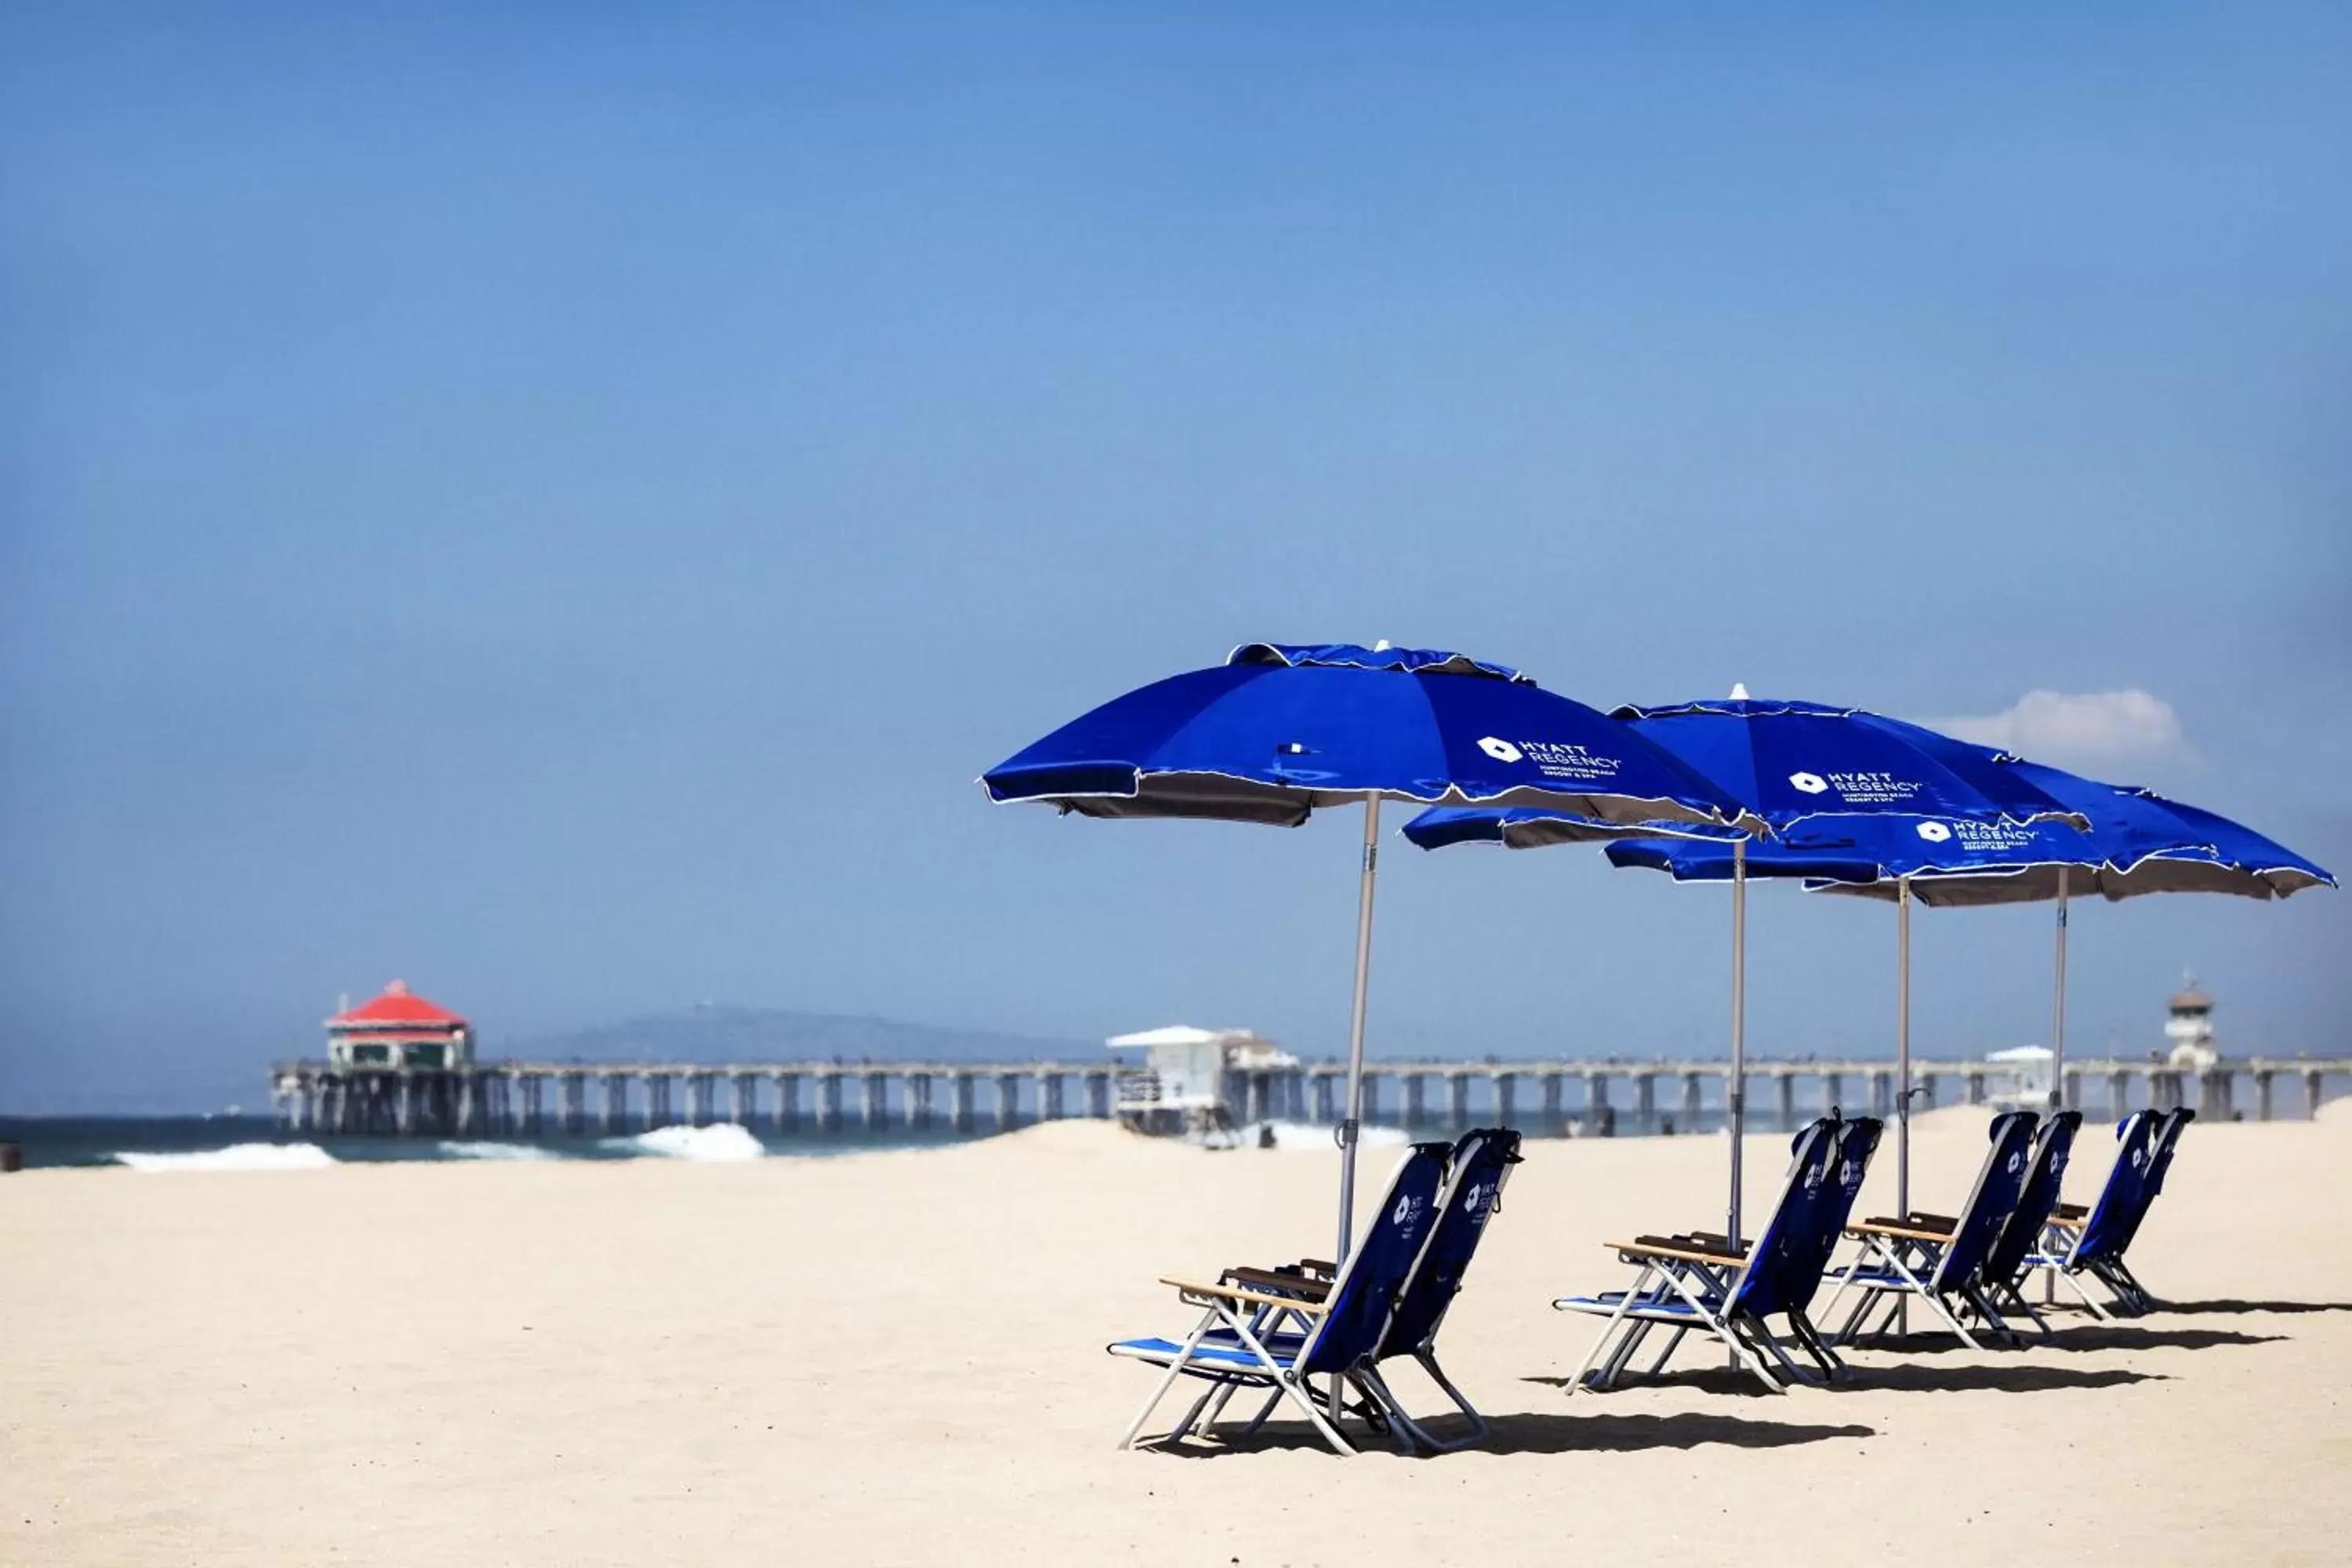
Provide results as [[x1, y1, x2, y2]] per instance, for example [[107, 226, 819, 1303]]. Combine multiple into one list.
[[437, 1140, 564, 1161], [114, 1142, 338, 1173], [611, 1123, 765, 1162]]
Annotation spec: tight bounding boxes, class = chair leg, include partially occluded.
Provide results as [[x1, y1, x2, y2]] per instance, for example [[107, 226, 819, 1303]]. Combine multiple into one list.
[[1997, 1283, 2054, 1338], [1786, 1311, 1846, 1380], [1831, 1284, 1881, 1347], [1365, 1351, 1489, 1454], [1599, 1319, 1657, 1388], [1236, 1388, 1283, 1436], [1216, 1308, 1356, 1457], [2054, 1265, 2114, 1320], [1644, 1325, 1691, 1377], [1749, 1317, 1815, 1385], [1565, 1285, 1645, 1396], [1119, 1308, 1223, 1450], [1724, 1320, 1788, 1395], [1171, 1384, 1220, 1441]]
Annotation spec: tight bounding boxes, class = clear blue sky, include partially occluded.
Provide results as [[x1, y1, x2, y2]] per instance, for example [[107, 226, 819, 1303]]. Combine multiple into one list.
[[4, 5, 2347, 1110]]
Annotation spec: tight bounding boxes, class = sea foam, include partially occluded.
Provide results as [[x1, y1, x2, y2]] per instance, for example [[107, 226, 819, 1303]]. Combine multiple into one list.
[[437, 1140, 564, 1161], [114, 1142, 338, 1173], [614, 1123, 765, 1162]]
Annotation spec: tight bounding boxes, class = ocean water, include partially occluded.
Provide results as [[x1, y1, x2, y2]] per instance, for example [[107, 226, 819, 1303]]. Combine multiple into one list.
[[0, 1116, 997, 1171]]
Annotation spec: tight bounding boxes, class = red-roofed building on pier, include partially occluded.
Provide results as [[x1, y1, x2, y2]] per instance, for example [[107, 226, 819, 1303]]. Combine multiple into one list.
[[326, 982, 474, 1072]]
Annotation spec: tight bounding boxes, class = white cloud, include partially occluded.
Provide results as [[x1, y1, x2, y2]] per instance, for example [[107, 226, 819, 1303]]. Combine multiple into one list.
[[1928, 689, 2185, 760]]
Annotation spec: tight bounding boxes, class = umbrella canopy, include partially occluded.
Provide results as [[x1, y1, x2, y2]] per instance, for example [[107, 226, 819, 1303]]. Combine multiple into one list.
[[1399, 694, 2088, 1247], [1603, 696, 2089, 831], [1795, 764, 2333, 1131], [1600, 764, 2329, 1153], [983, 643, 1766, 1278], [985, 642, 1767, 832], [1808, 771, 2334, 906]]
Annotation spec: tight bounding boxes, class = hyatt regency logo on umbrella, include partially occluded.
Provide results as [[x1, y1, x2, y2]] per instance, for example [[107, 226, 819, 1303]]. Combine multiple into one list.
[[1916, 821, 1954, 842], [1789, 771, 1830, 794], [1478, 737, 1621, 782]]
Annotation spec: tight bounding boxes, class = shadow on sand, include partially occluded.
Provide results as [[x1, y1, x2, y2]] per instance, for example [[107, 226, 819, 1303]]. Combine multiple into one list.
[[1528, 1357, 2176, 1397], [2150, 1299, 2352, 1317], [1149, 1410, 1874, 1459], [1851, 1326, 2285, 1356], [1835, 1362, 2162, 1395]]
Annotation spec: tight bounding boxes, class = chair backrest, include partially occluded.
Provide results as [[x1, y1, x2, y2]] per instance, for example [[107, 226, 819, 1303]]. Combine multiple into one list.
[[1374, 1127, 1523, 1359], [1296, 1142, 1451, 1377], [1767, 1116, 1884, 1316], [1726, 1116, 1878, 1320], [1983, 1109, 2082, 1286], [2113, 1107, 2194, 1256], [2071, 1110, 2163, 1266], [1929, 1110, 2041, 1291]]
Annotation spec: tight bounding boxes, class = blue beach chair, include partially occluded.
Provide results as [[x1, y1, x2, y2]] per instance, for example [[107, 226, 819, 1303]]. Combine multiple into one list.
[[1555, 1116, 1882, 1395], [1354, 1127, 1525, 1452], [1972, 1109, 2084, 1334], [2027, 1108, 2193, 1316], [1822, 1110, 2039, 1348], [1107, 1141, 1450, 1454], [2023, 1109, 2164, 1316]]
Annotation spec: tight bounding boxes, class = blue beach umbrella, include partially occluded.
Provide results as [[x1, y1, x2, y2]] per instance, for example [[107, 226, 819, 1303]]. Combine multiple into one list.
[[1804, 765, 2335, 1112], [1403, 692, 2088, 1241], [983, 642, 1765, 1265]]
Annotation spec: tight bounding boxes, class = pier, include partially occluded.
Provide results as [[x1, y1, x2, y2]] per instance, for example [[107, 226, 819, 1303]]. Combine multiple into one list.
[[268, 1055, 2352, 1139]]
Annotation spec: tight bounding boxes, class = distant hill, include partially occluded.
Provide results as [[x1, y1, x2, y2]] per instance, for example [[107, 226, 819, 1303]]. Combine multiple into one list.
[[506, 1005, 1101, 1065]]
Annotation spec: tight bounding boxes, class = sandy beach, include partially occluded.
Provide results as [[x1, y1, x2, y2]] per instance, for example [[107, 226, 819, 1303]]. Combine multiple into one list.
[[4, 1109, 2348, 1567]]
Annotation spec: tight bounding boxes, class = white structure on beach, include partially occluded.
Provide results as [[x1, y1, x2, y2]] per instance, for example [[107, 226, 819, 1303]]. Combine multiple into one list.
[[1106, 1025, 1295, 1137], [1984, 1044, 2053, 1109], [2165, 980, 2219, 1072]]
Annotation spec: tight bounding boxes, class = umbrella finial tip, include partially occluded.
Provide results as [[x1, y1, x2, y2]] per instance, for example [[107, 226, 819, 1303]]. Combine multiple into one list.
[[1730, 681, 1750, 700]]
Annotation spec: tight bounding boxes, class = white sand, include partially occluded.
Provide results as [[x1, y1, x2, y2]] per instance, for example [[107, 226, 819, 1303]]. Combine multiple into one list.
[[4, 1112, 2348, 1566]]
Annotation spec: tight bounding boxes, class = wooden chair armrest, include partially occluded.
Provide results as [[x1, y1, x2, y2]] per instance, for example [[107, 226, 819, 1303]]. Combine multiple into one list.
[[1635, 1232, 1746, 1263], [1861, 1213, 1955, 1234], [2054, 1202, 2089, 1221], [1296, 1258, 1337, 1279], [1847, 1220, 1955, 1244], [2047, 1212, 2086, 1229], [1160, 1276, 1333, 1314], [1221, 1266, 1331, 1301], [1681, 1231, 1752, 1251], [1609, 1239, 1748, 1268]]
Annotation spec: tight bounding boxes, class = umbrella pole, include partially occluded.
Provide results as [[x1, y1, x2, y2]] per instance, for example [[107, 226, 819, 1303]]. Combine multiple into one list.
[[1334, 794, 1381, 1269], [2051, 869, 2070, 1115], [1896, 876, 1913, 1207], [1897, 875, 1912, 1336], [1730, 838, 1747, 1246], [1329, 794, 1381, 1424]]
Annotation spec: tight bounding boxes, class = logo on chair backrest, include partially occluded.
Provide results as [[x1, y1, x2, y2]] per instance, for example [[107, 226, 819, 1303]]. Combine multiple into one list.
[[1392, 1192, 1425, 1227], [2006, 1150, 2024, 1175]]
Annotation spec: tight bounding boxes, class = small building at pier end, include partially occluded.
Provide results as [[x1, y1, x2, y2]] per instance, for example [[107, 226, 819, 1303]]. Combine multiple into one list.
[[326, 982, 473, 1072]]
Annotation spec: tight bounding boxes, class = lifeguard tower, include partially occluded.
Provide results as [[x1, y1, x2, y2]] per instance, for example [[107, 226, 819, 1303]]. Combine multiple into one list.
[[2165, 980, 2217, 1070], [1106, 1025, 1295, 1138], [327, 982, 474, 1072]]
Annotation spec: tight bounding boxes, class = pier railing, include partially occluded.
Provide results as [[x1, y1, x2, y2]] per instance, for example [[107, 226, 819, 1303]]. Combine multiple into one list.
[[269, 1055, 2351, 1139]]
